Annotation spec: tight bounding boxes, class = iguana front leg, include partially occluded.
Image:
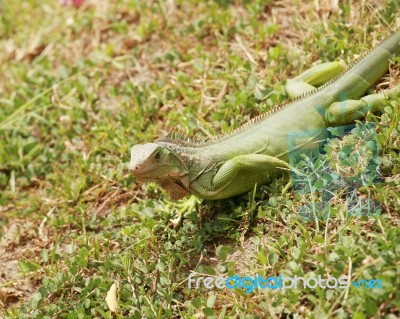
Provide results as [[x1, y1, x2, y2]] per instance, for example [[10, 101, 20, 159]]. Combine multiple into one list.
[[212, 154, 290, 188], [192, 154, 290, 199], [286, 61, 346, 98], [326, 84, 400, 126]]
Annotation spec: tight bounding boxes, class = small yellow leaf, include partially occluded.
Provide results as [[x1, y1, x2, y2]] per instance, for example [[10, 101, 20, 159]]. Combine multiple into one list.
[[105, 281, 119, 312]]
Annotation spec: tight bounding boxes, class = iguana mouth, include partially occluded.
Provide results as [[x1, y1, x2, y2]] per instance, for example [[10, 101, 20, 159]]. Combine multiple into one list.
[[129, 162, 153, 178], [130, 168, 155, 180], [129, 165, 176, 182]]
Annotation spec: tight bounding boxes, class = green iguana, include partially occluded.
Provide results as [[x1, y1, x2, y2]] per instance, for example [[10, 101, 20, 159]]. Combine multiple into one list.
[[129, 31, 400, 200]]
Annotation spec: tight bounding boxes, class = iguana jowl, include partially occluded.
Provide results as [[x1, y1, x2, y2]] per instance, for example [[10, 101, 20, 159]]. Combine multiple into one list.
[[129, 31, 400, 200]]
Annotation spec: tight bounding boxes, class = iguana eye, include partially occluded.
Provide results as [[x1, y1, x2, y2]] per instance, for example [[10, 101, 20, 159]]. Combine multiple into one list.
[[154, 152, 161, 160]]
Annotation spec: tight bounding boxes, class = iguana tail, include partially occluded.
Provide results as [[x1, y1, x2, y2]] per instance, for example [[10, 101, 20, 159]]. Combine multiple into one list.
[[330, 30, 400, 100]]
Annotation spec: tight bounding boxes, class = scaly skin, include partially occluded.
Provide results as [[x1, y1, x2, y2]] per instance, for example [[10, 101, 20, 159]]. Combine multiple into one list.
[[129, 31, 400, 200]]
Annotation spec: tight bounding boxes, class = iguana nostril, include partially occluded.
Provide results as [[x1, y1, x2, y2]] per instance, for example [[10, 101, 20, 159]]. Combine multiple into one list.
[[130, 165, 138, 171]]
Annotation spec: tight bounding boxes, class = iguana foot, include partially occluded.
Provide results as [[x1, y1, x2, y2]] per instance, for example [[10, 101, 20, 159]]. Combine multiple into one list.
[[326, 83, 400, 126], [168, 195, 201, 227]]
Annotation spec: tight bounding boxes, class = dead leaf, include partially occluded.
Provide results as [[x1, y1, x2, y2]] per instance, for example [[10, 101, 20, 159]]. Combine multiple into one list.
[[105, 281, 119, 313]]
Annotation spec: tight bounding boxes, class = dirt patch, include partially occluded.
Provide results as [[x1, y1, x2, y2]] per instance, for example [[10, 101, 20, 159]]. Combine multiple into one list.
[[0, 220, 48, 311]]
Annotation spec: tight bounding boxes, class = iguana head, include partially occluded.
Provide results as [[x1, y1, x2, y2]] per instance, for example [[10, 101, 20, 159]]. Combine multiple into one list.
[[129, 143, 190, 200]]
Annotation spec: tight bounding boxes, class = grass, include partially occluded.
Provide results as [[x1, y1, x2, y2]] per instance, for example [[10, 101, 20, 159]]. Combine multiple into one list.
[[0, 0, 399, 318]]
